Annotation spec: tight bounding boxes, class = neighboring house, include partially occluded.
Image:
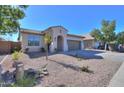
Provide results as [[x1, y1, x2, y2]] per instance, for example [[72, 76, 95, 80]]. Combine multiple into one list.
[[83, 34, 95, 49], [19, 26, 95, 52]]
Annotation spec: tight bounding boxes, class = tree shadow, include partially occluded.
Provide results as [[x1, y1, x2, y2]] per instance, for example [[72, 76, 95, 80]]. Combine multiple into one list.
[[26, 50, 104, 59], [49, 59, 94, 74], [49, 59, 81, 72], [26, 52, 56, 59]]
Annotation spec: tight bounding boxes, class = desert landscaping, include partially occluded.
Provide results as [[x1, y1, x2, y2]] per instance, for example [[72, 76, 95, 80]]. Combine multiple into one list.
[[1, 50, 124, 87]]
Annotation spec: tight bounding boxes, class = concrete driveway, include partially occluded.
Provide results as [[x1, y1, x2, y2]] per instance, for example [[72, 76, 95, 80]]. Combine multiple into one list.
[[65, 49, 124, 63]]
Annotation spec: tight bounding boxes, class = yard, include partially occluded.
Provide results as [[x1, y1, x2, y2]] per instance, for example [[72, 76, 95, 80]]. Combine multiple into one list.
[[1, 49, 124, 87]]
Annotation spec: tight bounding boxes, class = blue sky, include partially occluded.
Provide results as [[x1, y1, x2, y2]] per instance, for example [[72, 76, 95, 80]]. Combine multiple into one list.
[[2, 5, 124, 41]]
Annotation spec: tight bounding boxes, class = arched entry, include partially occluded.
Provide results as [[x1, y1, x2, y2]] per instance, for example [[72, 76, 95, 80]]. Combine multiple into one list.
[[57, 36, 63, 51]]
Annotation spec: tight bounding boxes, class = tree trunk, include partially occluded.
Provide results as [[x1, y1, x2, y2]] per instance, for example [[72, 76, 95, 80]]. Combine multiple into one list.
[[46, 44, 48, 60], [104, 43, 108, 50]]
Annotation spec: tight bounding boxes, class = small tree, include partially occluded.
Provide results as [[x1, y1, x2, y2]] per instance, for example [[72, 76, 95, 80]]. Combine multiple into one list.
[[101, 20, 116, 50], [0, 5, 28, 35], [43, 33, 52, 60], [90, 28, 103, 41], [117, 31, 124, 45], [90, 20, 116, 50]]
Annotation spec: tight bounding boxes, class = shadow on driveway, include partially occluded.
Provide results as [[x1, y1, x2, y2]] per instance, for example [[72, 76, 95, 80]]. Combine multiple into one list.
[[26, 49, 104, 60], [26, 52, 56, 59], [64, 50, 105, 59]]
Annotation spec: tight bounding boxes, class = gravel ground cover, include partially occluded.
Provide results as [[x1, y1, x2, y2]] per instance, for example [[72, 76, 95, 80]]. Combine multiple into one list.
[[0, 55, 6, 63], [1, 50, 123, 87]]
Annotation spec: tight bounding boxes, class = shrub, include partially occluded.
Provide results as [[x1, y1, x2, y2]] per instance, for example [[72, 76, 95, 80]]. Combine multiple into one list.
[[41, 47, 45, 52], [10, 75, 37, 87], [11, 47, 20, 53], [81, 66, 94, 73], [117, 31, 124, 45], [77, 58, 82, 61], [54, 48, 57, 52], [12, 51, 22, 61], [25, 48, 29, 53]]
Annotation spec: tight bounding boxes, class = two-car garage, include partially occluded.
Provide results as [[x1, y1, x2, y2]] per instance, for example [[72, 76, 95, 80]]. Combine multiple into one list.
[[67, 40, 81, 51]]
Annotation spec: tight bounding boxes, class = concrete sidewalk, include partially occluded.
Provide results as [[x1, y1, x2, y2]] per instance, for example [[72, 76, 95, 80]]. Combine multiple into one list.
[[109, 62, 124, 87]]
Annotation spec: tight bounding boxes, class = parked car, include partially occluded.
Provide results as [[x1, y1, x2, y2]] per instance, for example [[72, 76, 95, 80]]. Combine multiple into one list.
[[118, 44, 124, 52]]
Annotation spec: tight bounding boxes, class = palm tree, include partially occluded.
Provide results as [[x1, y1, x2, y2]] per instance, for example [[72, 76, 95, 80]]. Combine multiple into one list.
[[43, 33, 52, 60]]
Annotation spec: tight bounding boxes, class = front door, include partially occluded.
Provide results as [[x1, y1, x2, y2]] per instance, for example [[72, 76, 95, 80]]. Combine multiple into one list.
[[57, 36, 63, 51]]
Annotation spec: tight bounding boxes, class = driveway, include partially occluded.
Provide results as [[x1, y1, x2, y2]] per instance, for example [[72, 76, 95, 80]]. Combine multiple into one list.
[[65, 49, 124, 63]]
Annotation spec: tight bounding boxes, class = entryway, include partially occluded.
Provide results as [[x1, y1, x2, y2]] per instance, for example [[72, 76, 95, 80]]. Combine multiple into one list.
[[57, 36, 63, 51]]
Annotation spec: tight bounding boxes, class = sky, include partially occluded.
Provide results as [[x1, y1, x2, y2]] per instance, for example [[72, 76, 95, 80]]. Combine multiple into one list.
[[1, 5, 124, 41]]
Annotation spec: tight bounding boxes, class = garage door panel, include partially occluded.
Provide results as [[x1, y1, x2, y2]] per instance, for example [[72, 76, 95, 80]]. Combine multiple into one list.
[[67, 40, 81, 50]]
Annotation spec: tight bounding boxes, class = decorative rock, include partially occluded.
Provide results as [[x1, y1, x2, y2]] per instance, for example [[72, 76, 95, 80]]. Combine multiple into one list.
[[42, 68, 47, 72], [26, 68, 37, 77], [40, 74, 44, 77], [12, 61, 23, 68], [41, 71, 49, 75]]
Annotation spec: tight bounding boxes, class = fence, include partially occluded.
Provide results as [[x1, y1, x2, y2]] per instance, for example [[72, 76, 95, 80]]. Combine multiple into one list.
[[0, 41, 21, 54]]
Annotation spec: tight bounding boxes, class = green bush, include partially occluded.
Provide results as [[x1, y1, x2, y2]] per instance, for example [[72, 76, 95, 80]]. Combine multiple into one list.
[[41, 47, 45, 52], [11, 47, 21, 53], [81, 66, 94, 73], [54, 48, 57, 53], [25, 48, 29, 53], [117, 31, 124, 44], [10, 76, 37, 87], [77, 58, 82, 61], [12, 51, 22, 61]]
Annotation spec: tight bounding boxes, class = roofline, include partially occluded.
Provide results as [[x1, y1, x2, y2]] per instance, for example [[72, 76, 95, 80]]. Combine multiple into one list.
[[43, 25, 68, 32], [20, 28, 41, 32], [20, 28, 44, 35], [67, 34, 85, 38]]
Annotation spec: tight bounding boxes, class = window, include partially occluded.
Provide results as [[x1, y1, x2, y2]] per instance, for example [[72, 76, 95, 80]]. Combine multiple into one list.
[[28, 35, 40, 46]]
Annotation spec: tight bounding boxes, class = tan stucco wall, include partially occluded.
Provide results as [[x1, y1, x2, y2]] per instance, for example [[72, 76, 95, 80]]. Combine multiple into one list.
[[20, 27, 95, 52], [21, 33, 44, 52], [46, 27, 68, 52], [83, 40, 95, 49]]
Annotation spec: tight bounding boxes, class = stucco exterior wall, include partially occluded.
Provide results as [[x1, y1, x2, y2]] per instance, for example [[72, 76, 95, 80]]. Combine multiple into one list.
[[83, 40, 95, 49], [20, 26, 94, 52], [21, 33, 44, 52], [48, 27, 68, 52]]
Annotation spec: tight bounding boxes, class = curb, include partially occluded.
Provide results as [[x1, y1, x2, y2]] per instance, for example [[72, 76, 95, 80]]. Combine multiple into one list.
[[108, 62, 124, 87]]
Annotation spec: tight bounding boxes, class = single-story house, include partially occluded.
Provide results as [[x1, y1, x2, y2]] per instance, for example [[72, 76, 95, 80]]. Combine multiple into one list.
[[19, 26, 95, 52]]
